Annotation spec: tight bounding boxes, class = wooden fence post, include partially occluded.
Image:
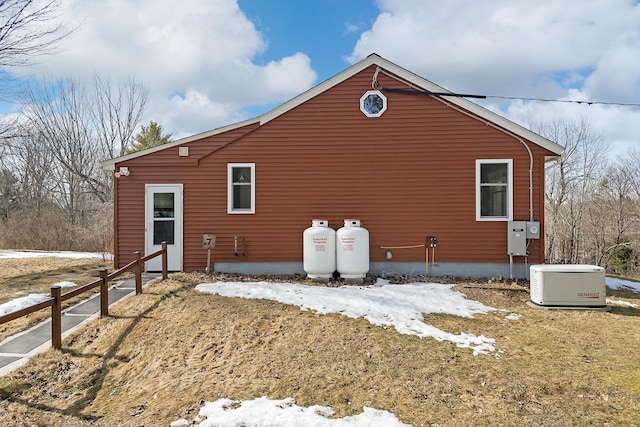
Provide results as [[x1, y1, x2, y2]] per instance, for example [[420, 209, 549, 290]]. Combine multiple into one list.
[[100, 268, 109, 317], [161, 241, 168, 280], [134, 251, 142, 294], [51, 286, 62, 350]]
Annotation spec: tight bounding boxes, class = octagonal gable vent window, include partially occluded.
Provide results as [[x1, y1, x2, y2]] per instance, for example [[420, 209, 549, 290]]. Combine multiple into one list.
[[360, 90, 387, 117]]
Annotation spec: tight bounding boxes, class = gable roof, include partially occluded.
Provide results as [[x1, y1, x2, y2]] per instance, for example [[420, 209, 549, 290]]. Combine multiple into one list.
[[101, 54, 562, 171]]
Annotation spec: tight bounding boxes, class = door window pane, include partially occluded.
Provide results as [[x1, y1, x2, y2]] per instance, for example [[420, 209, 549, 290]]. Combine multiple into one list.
[[154, 193, 174, 218], [154, 220, 174, 245]]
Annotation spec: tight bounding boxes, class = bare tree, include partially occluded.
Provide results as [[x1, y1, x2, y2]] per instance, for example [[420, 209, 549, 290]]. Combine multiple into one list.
[[18, 74, 147, 207], [537, 117, 608, 264], [0, 167, 19, 219], [0, 72, 146, 249], [19, 76, 100, 227], [0, 0, 73, 68], [594, 149, 640, 274], [618, 148, 640, 198], [91, 73, 148, 159], [4, 126, 57, 215], [0, 0, 77, 150]]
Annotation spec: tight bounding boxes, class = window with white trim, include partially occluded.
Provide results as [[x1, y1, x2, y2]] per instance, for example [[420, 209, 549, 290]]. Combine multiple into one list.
[[360, 90, 387, 117], [476, 159, 513, 221], [228, 163, 255, 214]]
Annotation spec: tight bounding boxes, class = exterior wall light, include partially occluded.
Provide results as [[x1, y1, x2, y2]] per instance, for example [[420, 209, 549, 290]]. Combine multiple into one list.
[[114, 166, 130, 178]]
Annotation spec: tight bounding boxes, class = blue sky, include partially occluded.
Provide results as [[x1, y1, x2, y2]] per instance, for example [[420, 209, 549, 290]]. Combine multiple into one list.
[[235, 0, 379, 117], [240, 0, 377, 77], [2, 0, 639, 155]]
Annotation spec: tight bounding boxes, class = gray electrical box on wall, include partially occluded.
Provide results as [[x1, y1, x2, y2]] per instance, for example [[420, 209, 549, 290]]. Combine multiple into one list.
[[508, 221, 527, 255], [526, 221, 540, 239]]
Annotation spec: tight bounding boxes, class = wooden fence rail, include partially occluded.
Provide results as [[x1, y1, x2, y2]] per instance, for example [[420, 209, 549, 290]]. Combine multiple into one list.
[[0, 242, 168, 350]]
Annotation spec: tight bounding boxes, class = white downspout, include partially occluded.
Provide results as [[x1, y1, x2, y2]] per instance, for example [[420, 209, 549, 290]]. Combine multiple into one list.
[[431, 98, 535, 222], [376, 68, 536, 221]]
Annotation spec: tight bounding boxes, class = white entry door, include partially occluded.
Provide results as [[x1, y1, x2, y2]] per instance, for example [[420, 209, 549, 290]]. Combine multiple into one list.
[[145, 184, 183, 271]]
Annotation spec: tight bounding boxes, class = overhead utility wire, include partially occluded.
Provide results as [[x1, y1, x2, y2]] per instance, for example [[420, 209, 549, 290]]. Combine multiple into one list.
[[381, 87, 486, 99], [379, 87, 640, 107], [486, 94, 640, 107]]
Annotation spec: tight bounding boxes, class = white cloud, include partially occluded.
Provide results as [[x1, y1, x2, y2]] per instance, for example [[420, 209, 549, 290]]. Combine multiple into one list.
[[584, 32, 640, 104], [160, 90, 244, 134], [343, 21, 365, 36], [483, 93, 640, 157], [349, 0, 640, 155], [11, 0, 317, 136], [260, 53, 316, 100]]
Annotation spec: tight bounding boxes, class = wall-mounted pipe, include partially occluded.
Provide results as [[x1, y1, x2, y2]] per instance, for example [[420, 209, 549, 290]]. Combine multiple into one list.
[[379, 238, 437, 275], [379, 244, 425, 249]]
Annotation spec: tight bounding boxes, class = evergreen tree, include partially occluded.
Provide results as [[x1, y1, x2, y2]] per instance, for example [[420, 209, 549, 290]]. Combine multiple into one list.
[[125, 121, 172, 154]]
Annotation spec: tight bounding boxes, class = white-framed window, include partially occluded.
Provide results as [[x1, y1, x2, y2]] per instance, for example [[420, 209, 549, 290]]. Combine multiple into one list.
[[228, 163, 255, 214], [476, 159, 513, 221], [360, 90, 387, 117]]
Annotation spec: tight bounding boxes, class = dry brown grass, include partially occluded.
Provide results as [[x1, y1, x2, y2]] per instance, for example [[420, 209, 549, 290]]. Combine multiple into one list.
[[0, 257, 112, 342], [0, 270, 639, 427]]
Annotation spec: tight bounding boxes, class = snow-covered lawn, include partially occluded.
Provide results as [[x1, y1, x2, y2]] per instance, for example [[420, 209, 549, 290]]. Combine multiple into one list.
[[604, 278, 640, 308], [0, 249, 111, 260]]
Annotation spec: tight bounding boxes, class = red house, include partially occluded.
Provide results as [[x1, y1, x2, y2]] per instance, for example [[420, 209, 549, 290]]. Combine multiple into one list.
[[101, 54, 563, 279]]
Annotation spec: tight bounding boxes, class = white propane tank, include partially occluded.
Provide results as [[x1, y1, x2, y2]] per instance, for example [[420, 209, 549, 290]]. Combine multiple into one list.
[[336, 219, 369, 281], [303, 219, 336, 281]]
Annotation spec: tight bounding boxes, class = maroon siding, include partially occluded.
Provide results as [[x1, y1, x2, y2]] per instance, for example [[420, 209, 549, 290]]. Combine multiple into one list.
[[113, 65, 555, 271]]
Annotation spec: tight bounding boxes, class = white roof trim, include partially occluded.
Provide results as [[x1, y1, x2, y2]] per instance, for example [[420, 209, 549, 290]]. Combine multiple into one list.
[[101, 54, 562, 170], [260, 54, 562, 155]]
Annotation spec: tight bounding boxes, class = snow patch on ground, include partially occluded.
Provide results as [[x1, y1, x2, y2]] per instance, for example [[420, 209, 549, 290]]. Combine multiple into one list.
[[0, 249, 111, 260], [0, 294, 49, 316], [607, 298, 638, 308], [196, 278, 499, 355], [171, 396, 411, 427], [606, 277, 640, 293], [54, 281, 78, 288]]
